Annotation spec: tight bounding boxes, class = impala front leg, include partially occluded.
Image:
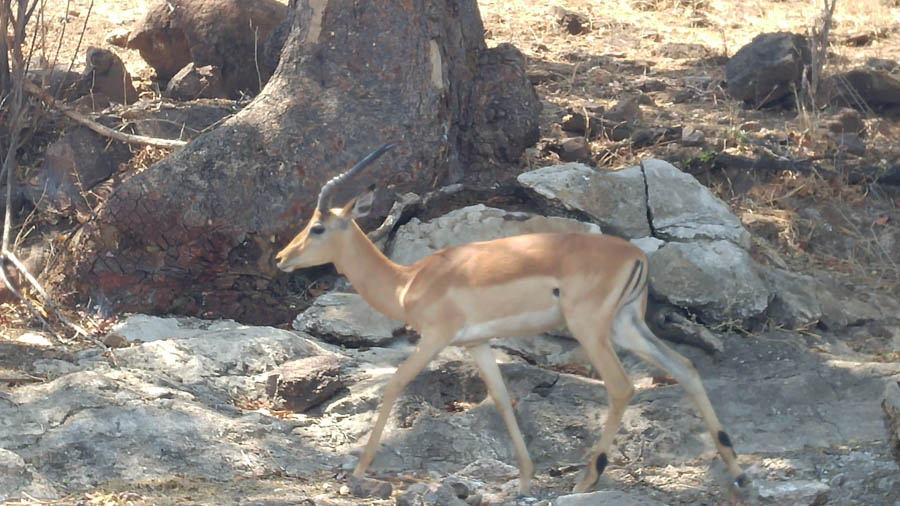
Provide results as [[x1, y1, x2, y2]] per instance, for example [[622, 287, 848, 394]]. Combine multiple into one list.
[[354, 338, 447, 477], [467, 342, 535, 495], [563, 302, 634, 494]]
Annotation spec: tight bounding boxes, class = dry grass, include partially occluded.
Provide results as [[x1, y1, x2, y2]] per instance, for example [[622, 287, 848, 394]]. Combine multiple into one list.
[[481, 0, 900, 296], [738, 168, 899, 292]]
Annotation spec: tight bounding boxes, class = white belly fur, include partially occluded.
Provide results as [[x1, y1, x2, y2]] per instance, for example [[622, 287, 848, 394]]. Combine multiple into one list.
[[450, 303, 565, 347]]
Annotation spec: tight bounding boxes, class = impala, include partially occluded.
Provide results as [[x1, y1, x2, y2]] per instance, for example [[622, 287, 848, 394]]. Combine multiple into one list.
[[275, 143, 748, 495]]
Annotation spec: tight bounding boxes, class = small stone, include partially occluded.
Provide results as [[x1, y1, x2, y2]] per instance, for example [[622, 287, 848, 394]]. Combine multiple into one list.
[[396, 484, 428, 506], [825, 108, 865, 136], [672, 89, 694, 103], [552, 6, 589, 35], [105, 28, 130, 47], [406, 483, 429, 495], [348, 475, 392, 499], [740, 120, 763, 132], [265, 355, 344, 412], [761, 268, 823, 329], [424, 483, 469, 505], [757, 480, 830, 504], [820, 69, 900, 109], [101, 332, 130, 349], [458, 458, 519, 481], [16, 332, 54, 347], [164, 63, 226, 100], [833, 133, 866, 156], [877, 165, 900, 186], [442, 478, 470, 498], [681, 125, 705, 146], [637, 79, 666, 92], [604, 97, 642, 123], [560, 110, 601, 137], [558, 137, 591, 162], [726, 32, 810, 107], [809, 491, 829, 506]]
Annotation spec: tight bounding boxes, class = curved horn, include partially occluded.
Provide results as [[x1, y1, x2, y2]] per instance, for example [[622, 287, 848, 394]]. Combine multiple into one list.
[[316, 142, 397, 212]]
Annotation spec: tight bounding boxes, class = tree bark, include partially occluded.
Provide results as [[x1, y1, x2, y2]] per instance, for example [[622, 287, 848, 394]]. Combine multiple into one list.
[[44, 0, 540, 324]]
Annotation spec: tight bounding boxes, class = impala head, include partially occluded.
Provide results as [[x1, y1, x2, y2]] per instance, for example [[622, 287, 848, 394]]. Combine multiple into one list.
[[275, 142, 396, 272]]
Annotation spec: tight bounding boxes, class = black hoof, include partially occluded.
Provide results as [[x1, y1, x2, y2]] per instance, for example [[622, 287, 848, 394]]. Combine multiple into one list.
[[734, 473, 749, 488], [595, 453, 608, 476]]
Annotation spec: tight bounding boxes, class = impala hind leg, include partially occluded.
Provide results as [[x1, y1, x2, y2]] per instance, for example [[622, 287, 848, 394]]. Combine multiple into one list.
[[565, 304, 635, 493], [467, 342, 535, 495], [354, 341, 445, 478], [612, 300, 748, 488]]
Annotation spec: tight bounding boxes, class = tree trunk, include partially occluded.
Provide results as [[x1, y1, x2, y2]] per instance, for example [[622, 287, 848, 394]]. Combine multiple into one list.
[[44, 0, 540, 324]]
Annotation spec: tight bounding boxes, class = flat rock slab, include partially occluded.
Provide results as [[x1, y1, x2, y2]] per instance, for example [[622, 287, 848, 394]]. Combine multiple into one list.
[[266, 355, 346, 412], [1, 316, 898, 505], [293, 292, 405, 347], [556, 490, 668, 506]]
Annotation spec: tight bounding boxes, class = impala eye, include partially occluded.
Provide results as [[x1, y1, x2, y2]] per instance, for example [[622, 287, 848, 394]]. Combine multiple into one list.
[[310, 224, 326, 235]]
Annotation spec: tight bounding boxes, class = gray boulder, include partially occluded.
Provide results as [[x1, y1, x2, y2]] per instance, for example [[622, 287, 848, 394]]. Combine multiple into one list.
[[293, 292, 405, 348], [21, 126, 131, 217], [822, 68, 900, 111], [517, 159, 750, 247], [387, 204, 601, 265], [0, 449, 58, 502], [762, 268, 823, 329], [517, 162, 651, 238], [643, 159, 750, 248], [648, 240, 770, 323], [726, 32, 810, 107]]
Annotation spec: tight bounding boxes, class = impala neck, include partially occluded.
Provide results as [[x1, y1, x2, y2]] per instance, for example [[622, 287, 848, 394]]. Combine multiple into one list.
[[333, 221, 409, 322]]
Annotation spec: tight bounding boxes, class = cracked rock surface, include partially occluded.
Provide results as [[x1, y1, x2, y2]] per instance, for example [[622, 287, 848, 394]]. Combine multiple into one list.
[[1, 313, 898, 504], [516, 160, 768, 324]]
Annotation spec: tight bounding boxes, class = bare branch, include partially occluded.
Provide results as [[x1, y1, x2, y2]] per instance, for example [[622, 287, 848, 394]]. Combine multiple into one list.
[[23, 80, 189, 148], [0, 0, 100, 343], [0, 261, 57, 338], [57, 0, 93, 96], [806, 0, 837, 108], [3, 249, 90, 337]]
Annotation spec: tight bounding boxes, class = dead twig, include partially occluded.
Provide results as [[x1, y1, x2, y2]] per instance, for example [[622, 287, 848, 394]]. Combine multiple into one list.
[[2, 0, 50, 336], [1, 0, 98, 346], [0, 374, 44, 384], [805, 0, 837, 108], [0, 261, 55, 335], [23, 80, 188, 148], [367, 192, 421, 248], [3, 250, 91, 338]]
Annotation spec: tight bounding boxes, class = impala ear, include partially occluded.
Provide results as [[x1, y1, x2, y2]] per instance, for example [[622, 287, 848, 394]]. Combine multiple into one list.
[[343, 185, 376, 220]]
